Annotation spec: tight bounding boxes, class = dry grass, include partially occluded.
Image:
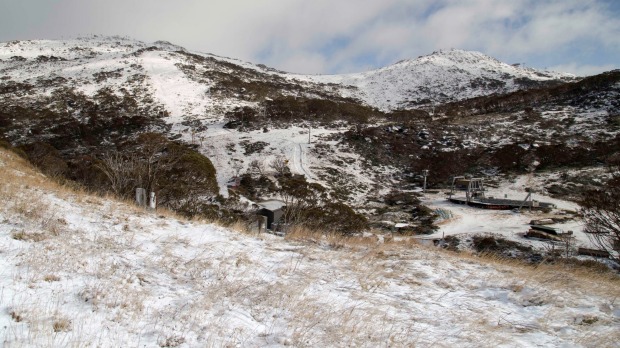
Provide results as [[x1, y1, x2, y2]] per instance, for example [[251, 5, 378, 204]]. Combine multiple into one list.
[[52, 317, 71, 332], [284, 225, 391, 251], [10, 310, 24, 322], [43, 274, 61, 282], [226, 219, 255, 235], [0, 149, 205, 278], [0, 150, 70, 196], [11, 230, 47, 242], [282, 222, 620, 299], [0, 148, 194, 229], [445, 250, 620, 298], [3, 147, 620, 347]]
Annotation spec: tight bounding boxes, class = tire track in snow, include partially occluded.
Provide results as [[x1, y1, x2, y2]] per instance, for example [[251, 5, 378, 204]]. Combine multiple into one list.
[[292, 143, 313, 180]]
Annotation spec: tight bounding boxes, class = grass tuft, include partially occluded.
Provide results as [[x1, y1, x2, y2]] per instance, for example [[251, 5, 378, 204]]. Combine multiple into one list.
[[52, 317, 71, 332]]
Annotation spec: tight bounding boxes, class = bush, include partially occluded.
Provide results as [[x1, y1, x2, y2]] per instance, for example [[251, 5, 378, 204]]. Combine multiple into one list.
[[580, 173, 620, 264], [274, 174, 368, 235], [384, 190, 421, 206], [19, 142, 68, 177], [303, 202, 369, 235], [156, 147, 219, 217], [0, 139, 27, 158], [471, 235, 532, 256], [237, 174, 276, 201]]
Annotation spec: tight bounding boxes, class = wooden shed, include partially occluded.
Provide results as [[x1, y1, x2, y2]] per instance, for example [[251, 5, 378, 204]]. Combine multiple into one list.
[[257, 199, 286, 231]]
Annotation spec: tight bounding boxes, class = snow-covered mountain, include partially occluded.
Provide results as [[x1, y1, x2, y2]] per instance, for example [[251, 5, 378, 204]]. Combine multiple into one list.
[[2, 35, 617, 233], [3, 37, 620, 347], [0, 36, 575, 120], [307, 49, 576, 110]]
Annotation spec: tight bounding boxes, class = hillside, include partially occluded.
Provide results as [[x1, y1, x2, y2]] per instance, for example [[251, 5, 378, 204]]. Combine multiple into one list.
[[1, 148, 618, 347], [0, 36, 574, 119], [306, 49, 576, 110], [1, 36, 619, 240]]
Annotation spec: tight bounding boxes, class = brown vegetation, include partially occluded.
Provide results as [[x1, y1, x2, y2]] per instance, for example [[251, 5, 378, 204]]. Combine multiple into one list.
[[580, 166, 620, 263]]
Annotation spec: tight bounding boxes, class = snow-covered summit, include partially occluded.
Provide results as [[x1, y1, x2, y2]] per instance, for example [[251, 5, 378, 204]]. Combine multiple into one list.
[[0, 36, 578, 118], [304, 48, 576, 110], [414, 48, 572, 81]]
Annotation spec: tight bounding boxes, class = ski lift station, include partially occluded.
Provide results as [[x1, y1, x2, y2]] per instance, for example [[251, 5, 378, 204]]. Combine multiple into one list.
[[447, 176, 556, 210]]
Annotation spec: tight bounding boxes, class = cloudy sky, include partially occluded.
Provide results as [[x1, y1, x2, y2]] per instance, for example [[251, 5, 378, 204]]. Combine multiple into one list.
[[1, 0, 618, 76]]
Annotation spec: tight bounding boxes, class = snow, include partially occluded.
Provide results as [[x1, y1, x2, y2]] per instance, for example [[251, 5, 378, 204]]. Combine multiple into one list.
[[298, 49, 575, 111], [1, 148, 619, 347], [424, 174, 594, 249], [141, 51, 212, 122], [197, 123, 360, 198], [1, 39, 618, 346], [258, 199, 286, 210], [0, 38, 576, 120]]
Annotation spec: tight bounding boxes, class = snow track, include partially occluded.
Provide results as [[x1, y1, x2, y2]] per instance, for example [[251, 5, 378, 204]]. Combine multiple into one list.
[[199, 125, 334, 197], [291, 143, 313, 180]]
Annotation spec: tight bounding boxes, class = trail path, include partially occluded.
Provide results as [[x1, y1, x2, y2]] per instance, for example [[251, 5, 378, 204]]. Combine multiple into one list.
[[291, 143, 313, 180]]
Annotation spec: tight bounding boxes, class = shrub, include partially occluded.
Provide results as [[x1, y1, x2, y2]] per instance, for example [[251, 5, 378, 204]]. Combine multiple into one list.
[[580, 172, 620, 264], [237, 174, 276, 201], [274, 174, 368, 235], [0, 139, 27, 158], [303, 202, 369, 235], [19, 142, 68, 177], [157, 148, 219, 217], [384, 190, 421, 206], [471, 235, 532, 257]]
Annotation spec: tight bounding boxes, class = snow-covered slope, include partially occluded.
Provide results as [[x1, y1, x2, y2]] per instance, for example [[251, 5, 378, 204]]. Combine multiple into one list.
[[0, 37, 575, 119], [1, 37, 616, 214], [304, 49, 575, 110], [0, 36, 228, 122], [1, 148, 618, 347]]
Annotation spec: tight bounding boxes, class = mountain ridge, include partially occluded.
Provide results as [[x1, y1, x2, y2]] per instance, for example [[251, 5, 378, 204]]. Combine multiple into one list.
[[0, 36, 579, 116], [1, 35, 618, 228], [305, 48, 577, 110]]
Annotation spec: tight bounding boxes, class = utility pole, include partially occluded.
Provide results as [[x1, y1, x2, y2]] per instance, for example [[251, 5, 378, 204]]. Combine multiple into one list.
[[308, 125, 311, 144], [422, 169, 429, 193]]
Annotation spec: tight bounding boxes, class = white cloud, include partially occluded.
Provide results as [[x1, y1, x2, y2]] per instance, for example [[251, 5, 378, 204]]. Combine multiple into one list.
[[274, 52, 329, 75], [0, 0, 618, 74], [501, 1, 620, 55]]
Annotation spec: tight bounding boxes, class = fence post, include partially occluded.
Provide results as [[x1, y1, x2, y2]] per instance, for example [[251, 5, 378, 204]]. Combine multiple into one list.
[[149, 192, 157, 210], [261, 216, 268, 233], [136, 188, 147, 208]]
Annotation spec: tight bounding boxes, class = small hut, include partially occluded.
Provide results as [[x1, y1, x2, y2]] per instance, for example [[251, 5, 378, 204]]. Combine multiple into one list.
[[256, 199, 286, 231]]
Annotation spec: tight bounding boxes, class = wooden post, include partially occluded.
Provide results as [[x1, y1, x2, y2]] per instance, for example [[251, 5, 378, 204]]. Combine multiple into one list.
[[519, 192, 532, 212], [259, 216, 268, 233], [135, 188, 147, 208], [149, 192, 157, 210]]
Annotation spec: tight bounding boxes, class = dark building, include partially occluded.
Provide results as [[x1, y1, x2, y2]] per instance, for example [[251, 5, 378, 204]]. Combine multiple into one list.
[[257, 200, 286, 230]]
